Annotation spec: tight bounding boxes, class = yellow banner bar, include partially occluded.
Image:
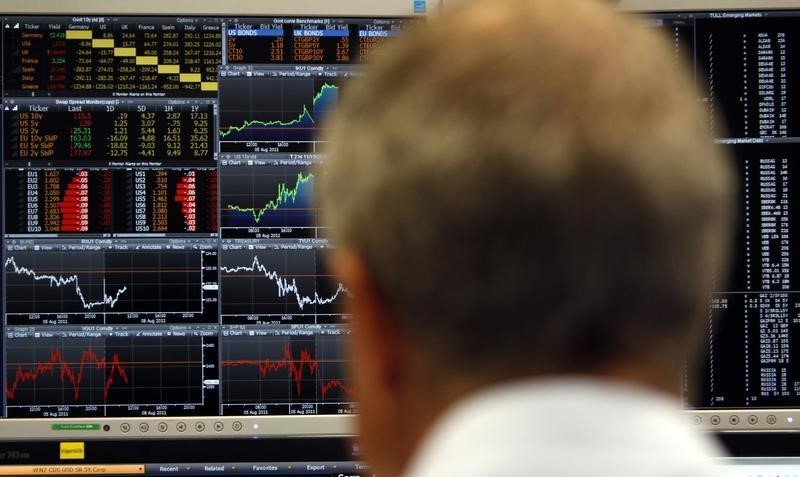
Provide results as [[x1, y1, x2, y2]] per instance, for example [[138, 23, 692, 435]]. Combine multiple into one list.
[[65, 30, 92, 40], [0, 464, 144, 475]]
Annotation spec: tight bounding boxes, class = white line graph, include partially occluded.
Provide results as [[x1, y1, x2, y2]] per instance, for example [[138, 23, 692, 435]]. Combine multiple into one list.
[[5, 256, 128, 310], [220, 255, 349, 310]]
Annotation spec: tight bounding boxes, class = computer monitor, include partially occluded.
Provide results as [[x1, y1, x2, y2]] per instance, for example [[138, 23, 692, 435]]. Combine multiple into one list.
[[609, 1, 800, 432], [8, 0, 800, 471], [0, 0, 424, 474]]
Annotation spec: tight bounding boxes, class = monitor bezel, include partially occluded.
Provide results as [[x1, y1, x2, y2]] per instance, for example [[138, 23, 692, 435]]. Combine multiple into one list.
[[2, 0, 800, 441], [618, 0, 800, 13], [0, 0, 426, 441], [0, 0, 432, 16]]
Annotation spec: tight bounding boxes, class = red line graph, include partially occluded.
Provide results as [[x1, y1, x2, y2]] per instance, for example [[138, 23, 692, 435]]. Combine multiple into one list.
[[6, 347, 130, 401], [222, 343, 353, 399]]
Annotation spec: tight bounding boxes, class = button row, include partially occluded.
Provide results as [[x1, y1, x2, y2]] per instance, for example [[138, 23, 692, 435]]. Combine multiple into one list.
[[119, 421, 243, 433], [693, 414, 776, 426]]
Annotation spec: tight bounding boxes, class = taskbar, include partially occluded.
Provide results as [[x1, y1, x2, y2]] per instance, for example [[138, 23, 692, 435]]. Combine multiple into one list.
[[0, 462, 370, 476]]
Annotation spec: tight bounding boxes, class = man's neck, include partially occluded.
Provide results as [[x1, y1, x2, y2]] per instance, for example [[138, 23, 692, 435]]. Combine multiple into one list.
[[393, 366, 682, 476]]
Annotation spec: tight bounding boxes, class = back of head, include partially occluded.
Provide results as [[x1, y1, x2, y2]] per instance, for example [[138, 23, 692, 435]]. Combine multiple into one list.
[[321, 0, 734, 471]]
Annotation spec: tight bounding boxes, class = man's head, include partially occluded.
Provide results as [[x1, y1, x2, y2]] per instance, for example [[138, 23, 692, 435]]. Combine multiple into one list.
[[320, 0, 734, 474]]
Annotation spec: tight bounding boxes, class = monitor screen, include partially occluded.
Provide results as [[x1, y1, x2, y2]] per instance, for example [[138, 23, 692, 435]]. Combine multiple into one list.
[[0, 2, 423, 448], [8, 0, 800, 450], [636, 6, 800, 429]]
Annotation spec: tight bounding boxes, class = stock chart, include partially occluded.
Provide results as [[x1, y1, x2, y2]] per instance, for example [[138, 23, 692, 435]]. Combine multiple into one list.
[[220, 328, 354, 415], [220, 158, 318, 231], [4, 330, 219, 418], [4, 242, 219, 325], [220, 79, 338, 144], [0, 13, 418, 419], [218, 65, 353, 153], [219, 242, 349, 325]]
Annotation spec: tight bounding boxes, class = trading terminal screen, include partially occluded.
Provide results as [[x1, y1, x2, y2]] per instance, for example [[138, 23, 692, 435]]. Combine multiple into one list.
[[0, 13, 419, 420], [643, 9, 800, 409], [6, 6, 800, 427]]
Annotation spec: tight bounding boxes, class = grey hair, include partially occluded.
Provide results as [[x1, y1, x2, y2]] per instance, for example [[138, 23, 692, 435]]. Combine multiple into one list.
[[320, 0, 734, 377]]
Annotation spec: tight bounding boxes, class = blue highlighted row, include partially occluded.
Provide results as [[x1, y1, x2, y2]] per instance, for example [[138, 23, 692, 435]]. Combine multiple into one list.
[[293, 29, 349, 37], [358, 30, 401, 37], [227, 28, 283, 36], [227, 28, 401, 38]]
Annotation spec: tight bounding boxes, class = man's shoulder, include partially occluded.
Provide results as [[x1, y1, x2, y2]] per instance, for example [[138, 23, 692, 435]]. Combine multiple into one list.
[[403, 378, 725, 477]]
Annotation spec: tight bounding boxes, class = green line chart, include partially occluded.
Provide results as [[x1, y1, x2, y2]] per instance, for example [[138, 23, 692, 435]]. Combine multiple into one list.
[[227, 172, 314, 224], [221, 164, 318, 229], [218, 76, 339, 147], [219, 84, 337, 138]]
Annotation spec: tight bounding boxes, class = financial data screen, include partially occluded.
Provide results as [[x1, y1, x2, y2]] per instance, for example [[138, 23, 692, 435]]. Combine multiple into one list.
[[8, 7, 800, 421], [645, 10, 800, 408], [0, 14, 418, 419]]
